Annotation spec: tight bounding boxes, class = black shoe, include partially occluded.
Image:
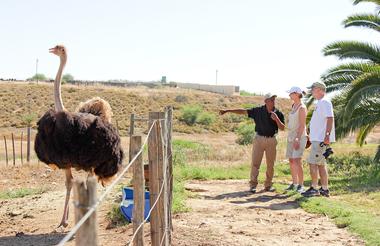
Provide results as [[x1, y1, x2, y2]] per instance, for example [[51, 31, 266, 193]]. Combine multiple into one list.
[[250, 187, 257, 193], [285, 184, 296, 191], [301, 187, 320, 197], [319, 187, 330, 197], [264, 186, 275, 192]]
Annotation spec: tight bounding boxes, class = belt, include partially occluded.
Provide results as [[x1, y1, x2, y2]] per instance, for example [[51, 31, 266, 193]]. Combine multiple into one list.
[[256, 133, 276, 138]]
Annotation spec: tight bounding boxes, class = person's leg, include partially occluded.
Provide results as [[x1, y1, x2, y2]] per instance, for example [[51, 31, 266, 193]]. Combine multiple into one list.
[[250, 136, 265, 189], [309, 164, 319, 188], [318, 164, 329, 190], [264, 137, 277, 188], [294, 158, 304, 186], [289, 158, 298, 185]]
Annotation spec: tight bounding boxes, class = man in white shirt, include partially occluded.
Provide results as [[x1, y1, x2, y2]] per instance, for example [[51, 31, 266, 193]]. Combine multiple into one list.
[[302, 82, 335, 197]]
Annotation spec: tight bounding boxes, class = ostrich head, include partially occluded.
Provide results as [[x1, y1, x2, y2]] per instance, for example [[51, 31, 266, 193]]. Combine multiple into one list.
[[49, 45, 67, 58]]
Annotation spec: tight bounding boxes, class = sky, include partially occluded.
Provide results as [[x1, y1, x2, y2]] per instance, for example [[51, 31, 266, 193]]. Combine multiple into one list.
[[0, 0, 378, 96]]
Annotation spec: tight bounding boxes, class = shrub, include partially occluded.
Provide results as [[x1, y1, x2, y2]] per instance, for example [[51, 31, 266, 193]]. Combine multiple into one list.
[[196, 112, 216, 126], [22, 113, 37, 126], [62, 73, 74, 83], [175, 95, 188, 103], [28, 73, 47, 81], [179, 105, 202, 126], [235, 122, 255, 145], [328, 152, 378, 173], [224, 114, 245, 124]]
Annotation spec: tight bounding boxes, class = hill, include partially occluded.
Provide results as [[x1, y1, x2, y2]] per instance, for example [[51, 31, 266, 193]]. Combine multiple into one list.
[[0, 81, 291, 135]]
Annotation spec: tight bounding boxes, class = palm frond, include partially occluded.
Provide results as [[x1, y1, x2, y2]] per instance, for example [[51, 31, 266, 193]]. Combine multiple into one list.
[[342, 73, 380, 121], [322, 62, 379, 78], [356, 124, 376, 146], [323, 74, 356, 90], [343, 14, 380, 32], [335, 107, 380, 139], [323, 41, 380, 63], [353, 0, 380, 6]]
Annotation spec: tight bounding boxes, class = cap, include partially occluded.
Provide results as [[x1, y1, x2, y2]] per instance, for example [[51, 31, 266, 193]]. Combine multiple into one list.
[[286, 86, 305, 95], [311, 81, 326, 90], [264, 93, 277, 100]]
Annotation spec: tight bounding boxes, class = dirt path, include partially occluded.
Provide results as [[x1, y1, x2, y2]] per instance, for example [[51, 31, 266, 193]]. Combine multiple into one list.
[[0, 175, 364, 246], [172, 180, 364, 246]]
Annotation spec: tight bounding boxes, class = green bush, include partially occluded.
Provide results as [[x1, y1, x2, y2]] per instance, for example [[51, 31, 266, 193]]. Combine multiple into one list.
[[196, 112, 216, 126], [179, 105, 202, 126], [62, 73, 74, 83], [28, 73, 47, 81], [328, 152, 378, 173], [235, 122, 255, 145]]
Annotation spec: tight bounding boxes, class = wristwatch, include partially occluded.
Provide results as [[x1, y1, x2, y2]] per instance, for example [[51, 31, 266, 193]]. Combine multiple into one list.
[[295, 137, 299, 141]]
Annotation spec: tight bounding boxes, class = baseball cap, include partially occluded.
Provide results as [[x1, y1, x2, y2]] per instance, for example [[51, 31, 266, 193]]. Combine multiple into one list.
[[264, 93, 277, 100], [286, 86, 305, 95], [311, 81, 326, 90]]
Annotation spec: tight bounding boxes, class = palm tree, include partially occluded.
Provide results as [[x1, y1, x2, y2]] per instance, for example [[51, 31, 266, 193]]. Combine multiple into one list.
[[309, 0, 380, 162]]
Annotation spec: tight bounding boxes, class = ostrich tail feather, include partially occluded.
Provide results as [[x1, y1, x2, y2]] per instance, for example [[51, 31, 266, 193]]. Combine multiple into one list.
[[76, 97, 113, 123]]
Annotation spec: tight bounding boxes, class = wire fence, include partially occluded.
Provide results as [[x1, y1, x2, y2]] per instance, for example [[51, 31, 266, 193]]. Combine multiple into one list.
[[57, 107, 173, 246]]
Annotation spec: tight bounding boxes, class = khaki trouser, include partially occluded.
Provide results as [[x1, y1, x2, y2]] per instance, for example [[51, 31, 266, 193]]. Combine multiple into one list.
[[250, 135, 277, 188]]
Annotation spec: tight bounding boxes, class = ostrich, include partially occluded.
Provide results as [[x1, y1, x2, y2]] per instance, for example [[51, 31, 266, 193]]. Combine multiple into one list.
[[34, 45, 124, 229]]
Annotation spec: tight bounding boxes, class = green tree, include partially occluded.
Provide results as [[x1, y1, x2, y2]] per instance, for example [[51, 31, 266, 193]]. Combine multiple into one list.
[[307, 0, 380, 162], [62, 73, 74, 83], [28, 73, 47, 81]]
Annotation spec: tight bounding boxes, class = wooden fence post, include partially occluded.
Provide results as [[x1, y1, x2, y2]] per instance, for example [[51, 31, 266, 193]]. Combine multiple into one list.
[[148, 112, 165, 246], [3, 136, 8, 167], [164, 106, 173, 245], [131, 135, 144, 246], [73, 177, 98, 246], [130, 113, 135, 137], [129, 113, 135, 163], [27, 126, 31, 163], [11, 133, 15, 166], [20, 132, 23, 165]]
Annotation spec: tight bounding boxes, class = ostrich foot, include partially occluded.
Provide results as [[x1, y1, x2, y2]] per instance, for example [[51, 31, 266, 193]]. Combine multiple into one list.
[[54, 222, 68, 233]]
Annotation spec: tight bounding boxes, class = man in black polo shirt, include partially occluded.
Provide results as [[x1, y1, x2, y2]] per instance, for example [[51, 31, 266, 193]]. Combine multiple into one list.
[[219, 93, 285, 193]]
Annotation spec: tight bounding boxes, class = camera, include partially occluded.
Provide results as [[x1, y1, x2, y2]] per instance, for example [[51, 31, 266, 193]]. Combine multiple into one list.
[[319, 142, 334, 159]]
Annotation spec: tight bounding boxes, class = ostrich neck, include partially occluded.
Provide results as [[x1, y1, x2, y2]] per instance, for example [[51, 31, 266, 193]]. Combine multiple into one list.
[[54, 56, 66, 111]]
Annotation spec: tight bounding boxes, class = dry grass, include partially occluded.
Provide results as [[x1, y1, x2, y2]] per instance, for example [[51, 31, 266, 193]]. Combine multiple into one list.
[[0, 81, 291, 136]]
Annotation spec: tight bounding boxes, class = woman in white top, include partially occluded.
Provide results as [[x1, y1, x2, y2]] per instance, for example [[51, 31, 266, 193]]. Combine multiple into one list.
[[285, 86, 307, 193]]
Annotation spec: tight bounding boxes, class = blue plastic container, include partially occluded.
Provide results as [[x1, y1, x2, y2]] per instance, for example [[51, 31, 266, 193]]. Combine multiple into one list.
[[120, 187, 150, 223]]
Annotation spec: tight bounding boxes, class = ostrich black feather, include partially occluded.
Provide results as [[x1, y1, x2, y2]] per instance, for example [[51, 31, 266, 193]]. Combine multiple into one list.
[[34, 109, 124, 181]]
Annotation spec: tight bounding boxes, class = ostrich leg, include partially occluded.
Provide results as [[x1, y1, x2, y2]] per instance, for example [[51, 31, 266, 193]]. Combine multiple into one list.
[[57, 168, 73, 229]]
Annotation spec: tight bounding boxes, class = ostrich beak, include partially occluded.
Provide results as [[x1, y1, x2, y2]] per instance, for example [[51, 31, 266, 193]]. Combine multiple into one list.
[[49, 47, 57, 53]]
